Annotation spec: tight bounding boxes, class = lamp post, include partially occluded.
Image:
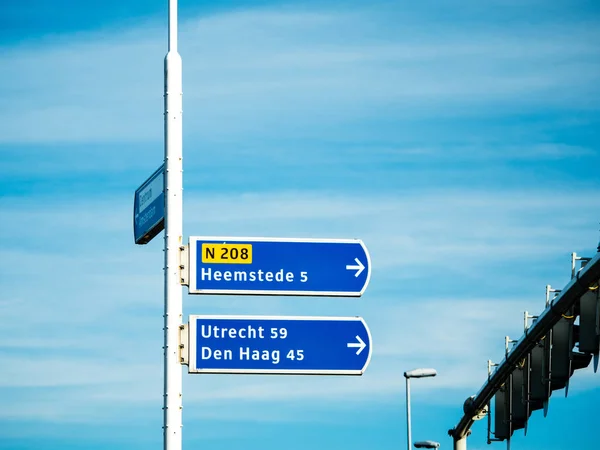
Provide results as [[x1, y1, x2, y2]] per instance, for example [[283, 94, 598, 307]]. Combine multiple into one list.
[[414, 440, 441, 449], [404, 368, 437, 450]]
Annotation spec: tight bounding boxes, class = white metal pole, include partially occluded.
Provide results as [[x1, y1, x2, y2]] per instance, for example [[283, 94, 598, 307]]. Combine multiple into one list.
[[454, 436, 467, 450], [163, 0, 183, 449], [406, 377, 412, 450]]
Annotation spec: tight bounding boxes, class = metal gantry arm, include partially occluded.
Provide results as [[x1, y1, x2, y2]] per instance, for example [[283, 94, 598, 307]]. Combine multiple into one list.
[[449, 250, 600, 448]]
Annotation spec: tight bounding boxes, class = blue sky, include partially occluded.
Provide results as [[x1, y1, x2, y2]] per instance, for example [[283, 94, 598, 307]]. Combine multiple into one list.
[[1, 1, 599, 449]]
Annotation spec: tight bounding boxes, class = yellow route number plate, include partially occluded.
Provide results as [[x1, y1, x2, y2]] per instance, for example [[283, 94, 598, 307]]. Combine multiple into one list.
[[201, 243, 252, 264]]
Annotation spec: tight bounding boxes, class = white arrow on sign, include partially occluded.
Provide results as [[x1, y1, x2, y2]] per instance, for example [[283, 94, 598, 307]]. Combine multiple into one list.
[[346, 258, 365, 277], [347, 335, 366, 355]]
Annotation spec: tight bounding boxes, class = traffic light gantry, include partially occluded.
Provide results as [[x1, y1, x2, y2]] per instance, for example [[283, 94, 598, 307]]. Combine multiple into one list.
[[449, 246, 600, 450]]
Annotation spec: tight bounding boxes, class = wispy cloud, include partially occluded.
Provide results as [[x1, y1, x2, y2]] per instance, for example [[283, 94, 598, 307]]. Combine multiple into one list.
[[361, 143, 595, 163], [0, 7, 598, 144], [1, 187, 598, 425], [1, 3, 599, 447]]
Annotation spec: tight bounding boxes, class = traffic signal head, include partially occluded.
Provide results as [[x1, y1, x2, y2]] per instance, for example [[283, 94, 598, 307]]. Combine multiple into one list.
[[527, 285, 598, 415], [493, 359, 531, 441], [578, 285, 600, 372], [510, 361, 528, 434], [494, 381, 510, 441], [529, 339, 549, 410]]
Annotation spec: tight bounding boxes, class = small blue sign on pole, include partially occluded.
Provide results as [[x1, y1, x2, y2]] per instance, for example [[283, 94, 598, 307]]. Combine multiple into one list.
[[133, 164, 165, 245], [188, 236, 371, 296], [187, 315, 372, 375]]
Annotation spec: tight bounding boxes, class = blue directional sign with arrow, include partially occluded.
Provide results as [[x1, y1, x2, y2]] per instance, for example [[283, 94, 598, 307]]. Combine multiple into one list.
[[187, 236, 371, 296], [187, 315, 372, 375]]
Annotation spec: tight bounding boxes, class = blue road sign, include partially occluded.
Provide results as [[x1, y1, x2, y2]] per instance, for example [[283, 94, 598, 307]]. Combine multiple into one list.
[[187, 236, 371, 296], [187, 315, 372, 375], [133, 164, 165, 245]]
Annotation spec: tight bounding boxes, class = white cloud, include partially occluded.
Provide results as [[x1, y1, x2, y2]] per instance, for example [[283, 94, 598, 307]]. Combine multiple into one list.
[[182, 188, 600, 277], [0, 7, 598, 144], [0, 357, 159, 388], [364, 144, 595, 163], [1, 4, 598, 449], [1, 187, 599, 425]]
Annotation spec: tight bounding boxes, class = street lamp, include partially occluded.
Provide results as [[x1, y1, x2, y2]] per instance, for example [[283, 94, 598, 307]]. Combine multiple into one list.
[[414, 440, 441, 449], [404, 368, 437, 450]]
